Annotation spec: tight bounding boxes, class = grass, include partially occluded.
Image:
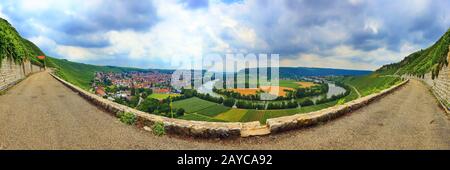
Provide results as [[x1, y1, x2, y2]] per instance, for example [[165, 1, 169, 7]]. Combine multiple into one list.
[[332, 74, 401, 97], [196, 104, 231, 117], [214, 109, 248, 122], [278, 80, 300, 88], [279, 80, 318, 89], [152, 122, 165, 136], [117, 112, 136, 125], [239, 110, 266, 123], [172, 97, 231, 117], [172, 97, 219, 113], [149, 93, 180, 100], [179, 113, 226, 122]]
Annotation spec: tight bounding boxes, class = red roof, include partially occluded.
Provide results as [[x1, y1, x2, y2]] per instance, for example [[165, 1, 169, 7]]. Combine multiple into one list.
[[95, 87, 106, 96]]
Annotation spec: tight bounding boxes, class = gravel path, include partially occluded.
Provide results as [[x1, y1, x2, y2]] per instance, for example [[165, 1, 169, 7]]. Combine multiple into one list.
[[0, 72, 449, 149]]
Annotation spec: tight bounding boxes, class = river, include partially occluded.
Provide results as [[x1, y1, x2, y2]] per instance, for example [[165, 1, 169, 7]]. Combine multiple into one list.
[[197, 80, 347, 101]]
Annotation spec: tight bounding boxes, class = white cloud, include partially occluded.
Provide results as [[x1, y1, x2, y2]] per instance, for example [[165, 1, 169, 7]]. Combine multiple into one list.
[[2, 0, 449, 70]]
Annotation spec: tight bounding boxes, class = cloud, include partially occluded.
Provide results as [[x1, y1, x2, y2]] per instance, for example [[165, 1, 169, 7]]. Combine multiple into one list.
[[183, 0, 209, 9], [0, 0, 449, 70]]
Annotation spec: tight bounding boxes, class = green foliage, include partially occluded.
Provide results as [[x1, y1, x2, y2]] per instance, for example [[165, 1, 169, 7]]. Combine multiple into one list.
[[223, 98, 236, 107], [0, 18, 44, 66], [196, 104, 231, 117], [337, 98, 346, 105], [151, 122, 165, 136], [176, 108, 185, 117], [117, 112, 137, 125], [179, 113, 226, 122], [294, 83, 328, 98], [331, 74, 401, 97], [299, 99, 314, 107], [214, 109, 248, 122], [278, 80, 301, 88], [377, 28, 450, 78], [172, 97, 219, 113]]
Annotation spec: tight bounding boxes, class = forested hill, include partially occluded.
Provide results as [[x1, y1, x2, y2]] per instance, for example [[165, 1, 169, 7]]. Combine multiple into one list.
[[0, 18, 44, 66], [377, 28, 450, 78]]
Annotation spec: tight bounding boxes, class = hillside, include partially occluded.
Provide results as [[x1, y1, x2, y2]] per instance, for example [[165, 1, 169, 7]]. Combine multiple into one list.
[[0, 18, 44, 66], [377, 28, 450, 78], [46, 57, 172, 90]]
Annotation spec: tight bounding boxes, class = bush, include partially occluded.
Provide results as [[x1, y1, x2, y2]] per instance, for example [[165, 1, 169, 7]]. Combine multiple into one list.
[[176, 108, 185, 117], [117, 112, 136, 125], [300, 99, 314, 107], [337, 98, 346, 105], [223, 98, 236, 107], [152, 122, 165, 136]]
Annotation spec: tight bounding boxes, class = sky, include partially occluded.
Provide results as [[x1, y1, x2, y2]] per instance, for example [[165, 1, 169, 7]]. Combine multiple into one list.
[[0, 0, 449, 70]]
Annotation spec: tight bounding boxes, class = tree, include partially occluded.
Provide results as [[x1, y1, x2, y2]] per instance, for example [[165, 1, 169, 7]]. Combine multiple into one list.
[[223, 98, 236, 107], [176, 108, 185, 117], [300, 99, 314, 107], [137, 98, 160, 113]]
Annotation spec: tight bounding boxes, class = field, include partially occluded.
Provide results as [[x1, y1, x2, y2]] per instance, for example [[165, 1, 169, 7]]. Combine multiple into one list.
[[214, 109, 248, 122], [175, 83, 362, 124], [228, 80, 318, 97], [149, 93, 180, 100], [172, 97, 231, 117], [332, 74, 402, 97], [229, 86, 294, 97], [279, 80, 317, 88], [179, 113, 226, 122], [297, 81, 317, 88]]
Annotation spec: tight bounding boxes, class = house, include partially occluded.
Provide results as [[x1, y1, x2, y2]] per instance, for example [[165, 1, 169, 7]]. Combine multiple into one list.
[[95, 87, 106, 97]]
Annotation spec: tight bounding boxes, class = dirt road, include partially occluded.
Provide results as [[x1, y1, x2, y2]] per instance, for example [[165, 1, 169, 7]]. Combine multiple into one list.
[[0, 72, 449, 149]]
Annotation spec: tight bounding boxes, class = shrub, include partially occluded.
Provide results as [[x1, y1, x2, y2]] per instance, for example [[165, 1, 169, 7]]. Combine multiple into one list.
[[223, 98, 236, 107], [337, 98, 346, 105], [300, 99, 314, 107], [176, 108, 185, 117], [117, 112, 137, 125], [152, 122, 165, 136]]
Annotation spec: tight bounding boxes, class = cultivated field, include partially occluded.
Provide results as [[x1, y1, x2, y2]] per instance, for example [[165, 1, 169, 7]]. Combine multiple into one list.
[[297, 81, 317, 88], [149, 93, 181, 100], [228, 80, 319, 97], [229, 86, 294, 97]]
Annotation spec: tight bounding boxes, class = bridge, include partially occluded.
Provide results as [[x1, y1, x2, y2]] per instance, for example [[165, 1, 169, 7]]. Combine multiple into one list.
[[0, 71, 449, 149]]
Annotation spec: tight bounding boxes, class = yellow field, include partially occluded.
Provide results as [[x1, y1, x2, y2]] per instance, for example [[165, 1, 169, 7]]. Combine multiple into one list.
[[296, 81, 318, 88], [229, 86, 294, 97]]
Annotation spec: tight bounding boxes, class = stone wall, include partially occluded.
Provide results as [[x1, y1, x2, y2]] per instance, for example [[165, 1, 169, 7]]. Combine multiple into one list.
[[50, 72, 409, 138], [419, 51, 450, 112], [266, 80, 409, 133], [0, 58, 43, 91]]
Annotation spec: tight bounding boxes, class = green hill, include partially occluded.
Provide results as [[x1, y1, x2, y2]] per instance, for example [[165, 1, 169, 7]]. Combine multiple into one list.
[[46, 57, 154, 90], [0, 18, 44, 66], [377, 28, 450, 78]]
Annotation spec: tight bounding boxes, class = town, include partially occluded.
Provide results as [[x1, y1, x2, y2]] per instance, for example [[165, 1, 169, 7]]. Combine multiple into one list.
[[92, 71, 180, 105]]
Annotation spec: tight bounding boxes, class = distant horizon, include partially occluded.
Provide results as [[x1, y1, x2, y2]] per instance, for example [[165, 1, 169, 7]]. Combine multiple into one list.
[[52, 56, 375, 72]]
